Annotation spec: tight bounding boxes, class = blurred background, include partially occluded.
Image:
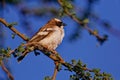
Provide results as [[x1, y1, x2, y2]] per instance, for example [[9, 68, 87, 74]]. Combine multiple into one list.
[[0, 0, 120, 80]]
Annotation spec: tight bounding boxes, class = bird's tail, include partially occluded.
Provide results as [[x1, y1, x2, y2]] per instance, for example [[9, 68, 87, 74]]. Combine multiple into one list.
[[17, 49, 29, 62], [17, 46, 34, 62]]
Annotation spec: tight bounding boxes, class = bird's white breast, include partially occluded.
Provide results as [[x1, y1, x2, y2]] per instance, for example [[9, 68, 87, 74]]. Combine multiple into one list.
[[39, 27, 64, 50]]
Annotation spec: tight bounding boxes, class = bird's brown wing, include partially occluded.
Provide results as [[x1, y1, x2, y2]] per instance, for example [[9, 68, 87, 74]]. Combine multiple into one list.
[[29, 26, 55, 42]]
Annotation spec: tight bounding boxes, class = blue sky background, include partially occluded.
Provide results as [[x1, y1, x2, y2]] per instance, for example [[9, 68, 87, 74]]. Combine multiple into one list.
[[0, 0, 120, 80]]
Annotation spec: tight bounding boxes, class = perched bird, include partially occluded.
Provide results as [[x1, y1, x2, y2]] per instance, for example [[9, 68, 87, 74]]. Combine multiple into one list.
[[17, 18, 66, 62]]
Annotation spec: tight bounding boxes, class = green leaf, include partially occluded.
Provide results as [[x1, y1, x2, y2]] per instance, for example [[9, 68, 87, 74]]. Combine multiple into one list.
[[44, 76, 52, 80], [17, 45, 25, 52], [92, 68, 101, 73], [11, 33, 16, 39], [0, 48, 11, 58], [58, 63, 62, 71], [7, 22, 18, 28], [0, 60, 2, 65], [62, 0, 73, 9], [71, 59, 77, 65], [0, 48, 5, 53], [64, 62, 73, 71], [77, 60, 82, 67], [86, 72, 91, 77], [83, 18, 89, 24], [93, 29, 98, 35]]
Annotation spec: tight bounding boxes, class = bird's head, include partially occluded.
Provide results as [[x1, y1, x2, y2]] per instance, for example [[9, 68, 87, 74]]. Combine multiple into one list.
[[48, 18, 66, 28]]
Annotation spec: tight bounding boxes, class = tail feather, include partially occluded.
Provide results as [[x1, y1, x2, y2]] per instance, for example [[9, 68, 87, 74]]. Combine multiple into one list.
[[17, 46, 35, 62], [17, 50, 29, 62], [17, 56, 25, 62]]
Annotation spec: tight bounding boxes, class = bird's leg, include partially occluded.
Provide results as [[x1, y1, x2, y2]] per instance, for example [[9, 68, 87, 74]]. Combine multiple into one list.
[[26, 42, 64, 62], [51, 50, 64, 63]]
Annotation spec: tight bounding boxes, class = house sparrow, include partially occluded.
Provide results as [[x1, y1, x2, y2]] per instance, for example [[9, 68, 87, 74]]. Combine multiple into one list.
[[17, 18, 66, 62]]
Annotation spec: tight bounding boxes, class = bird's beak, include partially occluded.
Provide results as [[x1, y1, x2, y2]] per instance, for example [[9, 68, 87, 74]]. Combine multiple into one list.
[[63, 23, 67, 26]]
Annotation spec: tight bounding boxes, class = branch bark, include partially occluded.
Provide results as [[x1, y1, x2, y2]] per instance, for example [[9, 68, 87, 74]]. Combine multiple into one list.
[[1, 61, 14, 80], [51, 62, 58, 80], [58, 0, 107, 44], [0, 18, 29, 41]]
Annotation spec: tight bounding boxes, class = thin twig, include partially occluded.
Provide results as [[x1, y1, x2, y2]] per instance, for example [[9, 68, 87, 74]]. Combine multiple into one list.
[[0, 18, 29, 41], [84, 24, 105, 40], [1, 61, 14, 80], [58, 0, 106, 41]]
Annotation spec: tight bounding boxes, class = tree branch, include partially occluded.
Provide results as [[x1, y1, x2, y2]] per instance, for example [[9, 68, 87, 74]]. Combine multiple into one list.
[[52, 62, 59, 80], [1, 61, 14, 80], [58, 0, 107, 44], [0, 18, 29, 41]]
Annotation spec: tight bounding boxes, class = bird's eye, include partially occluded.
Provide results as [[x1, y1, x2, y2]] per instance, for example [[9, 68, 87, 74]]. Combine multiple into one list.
[[56, 22, 63, 27]]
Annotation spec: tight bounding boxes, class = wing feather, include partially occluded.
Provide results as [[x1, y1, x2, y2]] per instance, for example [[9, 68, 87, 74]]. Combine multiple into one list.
[[29, 27, 54, 42]]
